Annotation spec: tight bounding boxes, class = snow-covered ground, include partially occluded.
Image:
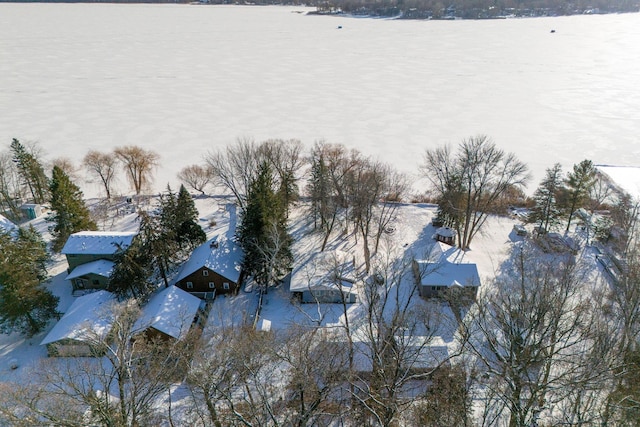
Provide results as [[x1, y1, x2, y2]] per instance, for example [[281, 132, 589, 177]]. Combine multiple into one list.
[[3, 194, 609, 385]]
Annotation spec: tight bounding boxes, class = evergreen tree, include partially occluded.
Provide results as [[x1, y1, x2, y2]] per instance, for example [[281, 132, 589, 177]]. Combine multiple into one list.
[[108, 236, 155, 300], [237, 161, 292, 289], [49, 165, 97, 252], [528, 163, 564, 234], [0, 228, 58, 337], [564, 159, 597, 233], [174, 184, 206, 253], [10, 138, 49, 204]]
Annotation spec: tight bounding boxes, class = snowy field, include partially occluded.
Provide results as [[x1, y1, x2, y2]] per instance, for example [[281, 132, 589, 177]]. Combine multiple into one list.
[[1, 5, 640, 197]]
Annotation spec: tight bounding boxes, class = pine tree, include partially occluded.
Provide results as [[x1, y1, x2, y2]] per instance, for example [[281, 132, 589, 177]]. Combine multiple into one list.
[[0, 228, 58, 336], [528, 163, 564, 234], [108, 236, 155, 300], [564, 159, 597, 233], [237, 161, 292, 289], [174, 184, 206, 252], [10, 138, 49, 204], [49, 165, 97, 252]]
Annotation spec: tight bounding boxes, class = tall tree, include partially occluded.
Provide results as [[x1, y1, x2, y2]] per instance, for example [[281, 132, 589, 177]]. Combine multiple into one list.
[[0, 152, 23, 220], [48, 165, 97, 252], [237, 161, 292, 290], [83, 150, 118, 199], [0, 227, 58, 336], [173, 184, 206, 253], [10, 138, 49, 204], [462, 243, 604, 427], [114, 145, 159, 195], [422, 135, 529, 250], [527, 163, 564, 234], [564, 159, 597, 233], [109, 236, 155, 300]]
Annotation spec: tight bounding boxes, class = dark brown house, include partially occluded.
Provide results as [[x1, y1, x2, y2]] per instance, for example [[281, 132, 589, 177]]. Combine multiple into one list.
[[172, 237, 244, 299]]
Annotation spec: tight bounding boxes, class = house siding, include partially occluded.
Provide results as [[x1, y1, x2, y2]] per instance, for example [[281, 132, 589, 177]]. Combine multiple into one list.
[[71, 272, 110, 292], [175, 267, 240, 296], [66, 253, 119, 272]]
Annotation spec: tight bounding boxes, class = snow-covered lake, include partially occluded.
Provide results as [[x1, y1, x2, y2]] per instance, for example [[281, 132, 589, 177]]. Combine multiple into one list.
[[1, 4, 639, 196]]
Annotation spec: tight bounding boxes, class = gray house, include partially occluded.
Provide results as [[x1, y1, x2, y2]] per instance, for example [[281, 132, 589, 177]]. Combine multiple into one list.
[[61, 231, 137, 292], [290, 250, 357, 304]]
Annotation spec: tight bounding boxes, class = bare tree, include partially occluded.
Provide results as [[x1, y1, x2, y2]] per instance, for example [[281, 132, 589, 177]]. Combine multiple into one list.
[[422, 135, 529, 250], [462, 243, 604, 427], [186, 326, 283, 426], [205, 137, 262, 209], [347, 248, 449, 426], [0, 151, 23, 220], [0, 300, 195, 426], [259, 139, 305, 215], [51, 157, 81, 184], [84, 150, 118, 199], [114, 145, 159, 196], [178, 164, 213, 196]]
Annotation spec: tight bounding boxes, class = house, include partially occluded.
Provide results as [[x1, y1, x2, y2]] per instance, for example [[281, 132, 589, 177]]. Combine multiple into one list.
[[40, 290, 115, 357], [290, 250, 358, 304], [434, 226, 457, 246], [172, 237, 243, 299], [413, 258, 481, 300], [133, 285, 204, 341], [61, 231, 137, 292]]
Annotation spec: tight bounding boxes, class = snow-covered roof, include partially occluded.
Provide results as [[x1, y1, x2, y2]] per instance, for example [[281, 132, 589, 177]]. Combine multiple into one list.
[[0, 214, 18, 235], [435, 226, 456, 238], [41, 290, 115, 346], [172, 236, 243, 285], [61, 231, 137, 255], [416, 260, 481, 288], [134, 286, 202, 340], [66, 259, 115, 281], [290, 250, 357, 293]]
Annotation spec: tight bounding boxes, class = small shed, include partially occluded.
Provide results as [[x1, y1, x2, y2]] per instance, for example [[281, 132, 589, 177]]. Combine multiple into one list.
[[20, 203, 42, 220], [40, 290, 115, 357], [133, 286, 204, 341], [434, 226, 457, 246]]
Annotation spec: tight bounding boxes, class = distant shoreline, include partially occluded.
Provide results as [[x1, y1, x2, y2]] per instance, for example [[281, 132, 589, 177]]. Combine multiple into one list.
[[1, 1, 638, 21]]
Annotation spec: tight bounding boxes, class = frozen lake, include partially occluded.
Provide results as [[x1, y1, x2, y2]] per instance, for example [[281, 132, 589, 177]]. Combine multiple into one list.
[[1, 4, 639, 197]]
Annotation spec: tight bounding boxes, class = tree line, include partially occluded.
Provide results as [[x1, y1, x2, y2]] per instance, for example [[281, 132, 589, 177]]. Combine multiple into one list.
[[2, 135, 640, 425]]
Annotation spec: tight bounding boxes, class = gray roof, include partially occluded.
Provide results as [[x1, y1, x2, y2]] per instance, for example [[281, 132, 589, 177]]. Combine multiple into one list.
[[61, 231, 137, 255], [66, 259, 115, 281], [172, 237, 243, 284], [134, 286, 202, 340], [41, 291, 115, 346]]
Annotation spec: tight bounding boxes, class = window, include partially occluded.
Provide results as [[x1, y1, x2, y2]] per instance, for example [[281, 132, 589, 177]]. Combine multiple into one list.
[[92, 279, 100, 285], [186, 282, 193, 289], [223, 282, 230, 290], [202, 270, 209, 277], [209, 282, 215, 289]]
